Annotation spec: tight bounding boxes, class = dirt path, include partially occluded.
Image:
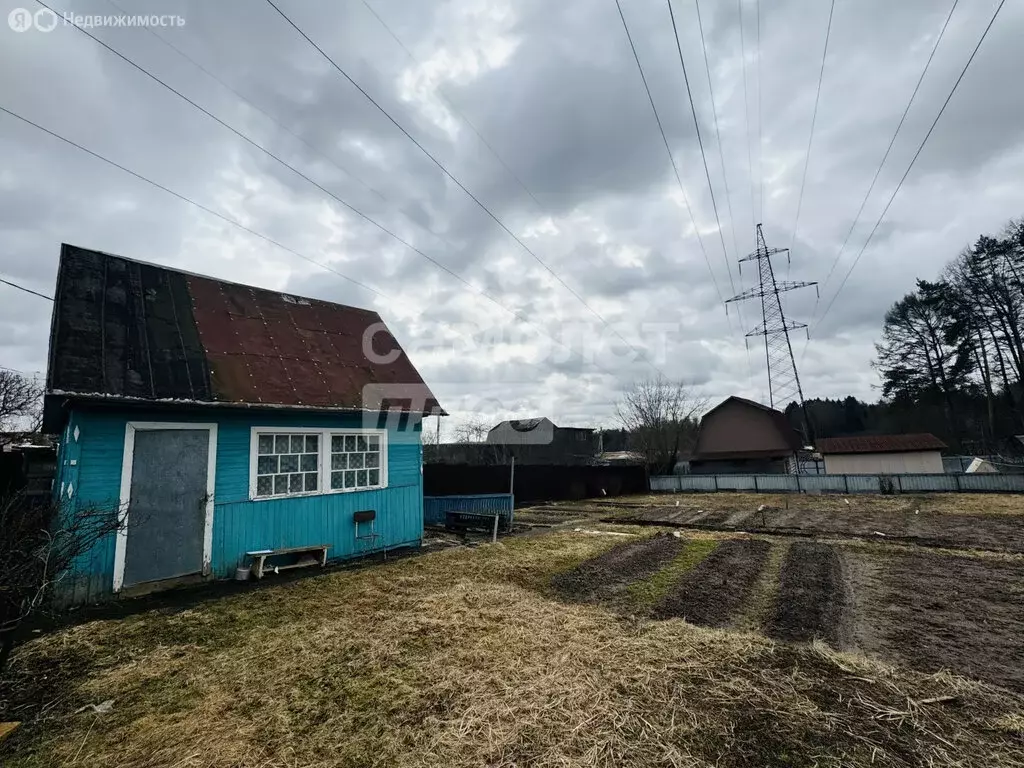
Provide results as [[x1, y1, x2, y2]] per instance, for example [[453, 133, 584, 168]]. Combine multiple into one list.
[[653, 539, 771, 627], [848, 549, 1024, 693], [550, 534, 685, 603], [765, 542, 851, 647]]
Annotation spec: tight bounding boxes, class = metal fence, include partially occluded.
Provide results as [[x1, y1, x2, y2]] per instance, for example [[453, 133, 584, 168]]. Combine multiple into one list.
[[650, 473, 1024, 494], [423, 493, 515, 529]]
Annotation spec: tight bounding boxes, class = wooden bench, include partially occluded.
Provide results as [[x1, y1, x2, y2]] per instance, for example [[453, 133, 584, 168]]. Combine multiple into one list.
[[246, 544, 329, 579]]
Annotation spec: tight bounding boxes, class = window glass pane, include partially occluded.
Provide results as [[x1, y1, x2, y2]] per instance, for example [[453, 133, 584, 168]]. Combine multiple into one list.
[[280, 454, 299, 473], [368, 469, 379, 486], [344, 471, 356, 488], [305, 435, 319, 453], [344, 435, 356, 452], [331, 471, 345, 489], [258, 434, 274, 454], [365, 453, 379, 468], [257, 476, 273, 495], [289, 473, 304, 493], [350, 453, 364, 469], [288, 436, 302, 453], [357, 470, 368, 486], [332, 435, 343, 452], [257, 455, 278, 474], [274, 435, 290, 454], [300, 454, 317, 472], [331, 453, 347, 470], [368, 435, 380, 450], [357, 436, 368, 451], [274, 475, 288, 494], [304, 472, 318, 491]]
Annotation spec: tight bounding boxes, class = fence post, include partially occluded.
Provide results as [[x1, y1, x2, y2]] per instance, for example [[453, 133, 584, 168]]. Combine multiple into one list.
[[713, 475, 719, 491], [954, 473, 962, 492], [843, 475, 849, 494], [795, 473, 801, 494], [895, 474, 903, 494], [753, 475, 759, 493]]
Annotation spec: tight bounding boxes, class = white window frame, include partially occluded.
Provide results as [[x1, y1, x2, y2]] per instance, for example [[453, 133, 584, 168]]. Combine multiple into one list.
[[248, 426, 388, 501]]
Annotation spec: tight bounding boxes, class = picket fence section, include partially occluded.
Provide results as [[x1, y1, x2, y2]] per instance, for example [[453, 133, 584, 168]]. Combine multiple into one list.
[[650, 473, 1024, 494]]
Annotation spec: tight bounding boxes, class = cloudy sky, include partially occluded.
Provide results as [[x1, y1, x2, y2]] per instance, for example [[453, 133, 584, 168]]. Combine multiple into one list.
[[1, 0, 1021, 431]]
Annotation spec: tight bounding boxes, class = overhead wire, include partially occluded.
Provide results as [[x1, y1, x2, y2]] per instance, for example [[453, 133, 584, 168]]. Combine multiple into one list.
[[0, 105, 623, 392], [666, 0, 736, 295], [813, 0, 1007, 333], [694, 0, 740, 263], [788, 0, 835, 277], [265, 0, 667, 376], [29, 0, 644, 383], [737, 0, 756, 231], [0, 276, 53, 301], [755, 0, 763, 223], [613, 0, 727, 309]]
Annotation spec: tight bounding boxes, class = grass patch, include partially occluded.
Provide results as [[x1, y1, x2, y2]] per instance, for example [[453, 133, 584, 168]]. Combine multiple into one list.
[[626, 538, 719, 607], [2, 531, 1024, 767], [736, 539, 791, 632]]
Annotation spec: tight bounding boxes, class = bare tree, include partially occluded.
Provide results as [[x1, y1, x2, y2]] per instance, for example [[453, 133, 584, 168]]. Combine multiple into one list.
[[452, 417, 492, 444], [0, 369, 43, 432], [0, 494, 122, 673], [616, 378, 707, 474]]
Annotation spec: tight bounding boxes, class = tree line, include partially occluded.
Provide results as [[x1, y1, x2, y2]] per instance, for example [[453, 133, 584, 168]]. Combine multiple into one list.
[[792, 217, 1024, 455]]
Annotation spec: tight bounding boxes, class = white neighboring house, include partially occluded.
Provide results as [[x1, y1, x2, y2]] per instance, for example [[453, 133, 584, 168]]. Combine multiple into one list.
[[816, 433, 947, 474]]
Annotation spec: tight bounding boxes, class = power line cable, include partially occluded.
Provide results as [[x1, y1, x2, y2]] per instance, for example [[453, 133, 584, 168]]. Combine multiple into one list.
[[814, 0, 1007, 332], [787, 0, 835, 278], [667, 0, 736, 295], [0, 105, 624, 387], [0, 276, 53, 301], [613, 0, 726, 309], [265, 0, 664, 374], [756, 0, 763, 223], [816, 0, 959, 297], [694, 0, 740, 263], [30, 1, 645, 381]]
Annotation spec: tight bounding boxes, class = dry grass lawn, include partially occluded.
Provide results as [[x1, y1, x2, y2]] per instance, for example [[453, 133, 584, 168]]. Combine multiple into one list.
[[2, 531, 1023, 767]]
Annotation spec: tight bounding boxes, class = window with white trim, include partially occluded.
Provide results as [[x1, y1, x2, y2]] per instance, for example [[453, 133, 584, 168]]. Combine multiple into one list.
[[250, 428, 387, 500], [255, 432, 320, 497], [330, 433, 382, 490]]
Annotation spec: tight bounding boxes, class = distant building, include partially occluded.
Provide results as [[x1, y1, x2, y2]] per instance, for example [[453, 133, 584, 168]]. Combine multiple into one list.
[[485, 417, 598, 464], [690, 396, 802, 474], [816, 433, 946, 474]]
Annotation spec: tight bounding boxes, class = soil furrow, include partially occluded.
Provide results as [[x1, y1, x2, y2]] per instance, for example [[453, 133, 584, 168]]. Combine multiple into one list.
[[766, 542, 851, 647]]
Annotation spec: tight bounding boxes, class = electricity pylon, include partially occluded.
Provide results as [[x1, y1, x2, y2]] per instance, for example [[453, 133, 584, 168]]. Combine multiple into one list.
[[726, 224, 817, 442]]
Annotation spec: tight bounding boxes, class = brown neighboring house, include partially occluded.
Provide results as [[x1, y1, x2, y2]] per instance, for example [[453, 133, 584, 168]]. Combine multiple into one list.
[[816, 433, 947, 474], [690, 396, 802, 474]]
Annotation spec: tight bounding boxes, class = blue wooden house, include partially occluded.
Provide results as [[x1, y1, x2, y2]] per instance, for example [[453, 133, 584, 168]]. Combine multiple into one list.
[[44, 245, 443, 604]]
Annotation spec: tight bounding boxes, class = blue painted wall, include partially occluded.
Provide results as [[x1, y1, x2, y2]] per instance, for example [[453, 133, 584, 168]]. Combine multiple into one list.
[[53, 406, 424, 604]]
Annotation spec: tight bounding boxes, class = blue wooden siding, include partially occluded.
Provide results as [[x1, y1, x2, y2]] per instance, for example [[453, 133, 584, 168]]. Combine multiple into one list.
[[53, 407, 423, 603]]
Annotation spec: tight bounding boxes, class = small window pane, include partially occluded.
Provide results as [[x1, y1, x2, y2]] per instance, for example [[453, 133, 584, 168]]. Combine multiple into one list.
[[288, 436, 302, 453], [304, 472, 318, 491], [357, 470, 367, 486], [350, 453, 364, 469], [274, 435, 290, 453], [368, 435, 379, 450], [274, 475, 288, 494], [365, 453, 379, 468], [257, 476, 272, 495], [332, 435, 343, 452], [305, 435, 319, 453], [258, 435, 274, 454], [331, 453, 347, 470], [368, 469, 379, 486], [289, 473, 304, 493], [331, 470, 345, 489], [257, 455, 278, 474], [280, 454, 299, 473], [344, 435, 356, 452], [357, 436, 368, 451], [300, 454, 317, 472], [344, 471, 356, 488]]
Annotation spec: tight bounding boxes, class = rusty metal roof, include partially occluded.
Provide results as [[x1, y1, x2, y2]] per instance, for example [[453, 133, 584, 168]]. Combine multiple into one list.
[[45, 244, 442, 418], [816, 433, 947, 454]]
